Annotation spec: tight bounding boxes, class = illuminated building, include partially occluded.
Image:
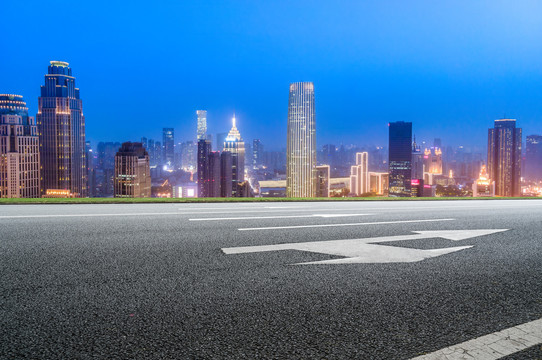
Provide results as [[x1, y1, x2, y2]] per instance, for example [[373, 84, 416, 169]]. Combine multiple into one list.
[[0, 94, 40, 198], [37, 61, 87, 197], [42, 189, 75, 198], [96, 142, 120, 197], [472, 165, 495, 197], [423, 147, 443, 175], [488, 119, 522, 196], [287, 82, 316, 197], [526, 135, 542, 182], [388, 121, 412, 197], [180, 141, 196, 171], [86, 141, 96, 197], [162, 128, 174, 168], [411, 138, 424, 181], [316, 165, 330, 197], [197, 110, 207, 141], [223, 114, 246, 196], [350, 152, 369, 196], [197, 139, 212, 197], [114, 142, 151, 198], [369, 172, 389, 196]]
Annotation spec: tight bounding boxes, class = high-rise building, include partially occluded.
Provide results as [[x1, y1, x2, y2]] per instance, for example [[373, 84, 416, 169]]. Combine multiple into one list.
[[197, 139, 212, 197], [287, 82, 316, 197], [162, 128, 174, 168], [316, 165, 330, 197], [180, 141, 196, 171], [197, 110, 207, 141], [487, 119, 522, 196], [0, 94, 40, 198], [220, 151, 233, 197], [223, 115, 246, 196], [114, 142, 151, 198], [37, 61, 87, 197], [423, 147, 443, 175], [526, 135, 542, 182], [472, 165, 495, 197], [350, 152, 369, 196], [216, 132, 227, 152], [96, 142, 120, 197], [411, 139, 424, 181], [85, 141, 96, 197], [388, 121, 412, 197], [252, 139, 264, 169], [208, 152, 221, 197]]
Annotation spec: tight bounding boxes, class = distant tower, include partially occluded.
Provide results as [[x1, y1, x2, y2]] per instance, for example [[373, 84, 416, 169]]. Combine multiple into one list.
[[223, 114, 245, 196], [0, 94, 40, 198], [488, 119, 522, 196], [197, 139, 212, 197], [197, 110, 207, 141], [114, 142, 151, 198], [526, 135, 542, 182], [287, 82, 316, 197], [252, 139, 264, 169], [388, 121, 412, 197], [162, 128, 174, 168], [350, 152, 369, 196], [37, 61, 87, 197]]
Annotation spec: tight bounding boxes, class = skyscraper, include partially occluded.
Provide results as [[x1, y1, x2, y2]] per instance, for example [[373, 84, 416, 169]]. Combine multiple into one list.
[[252, 139, 264, 169], [487, 119, 522, 196], [114, 142, 151, 198], [287, 82, 316, 198], [350, 152, 369, 196], [388, 121, 412, 197], [37, 61, 87, 197], [197, 110, 207, 141], [223, 115, 246, 196], [162, 128, 174, 168], [526, 135, 542, 182], [197, 139, 212, 197], [0, 94, 40, 198]]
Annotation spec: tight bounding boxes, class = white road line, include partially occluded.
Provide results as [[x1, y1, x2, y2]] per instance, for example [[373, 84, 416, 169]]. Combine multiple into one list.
[[0, 212, 185, 219], [177, 208, 350, 215], [176, 206, 306, 210], [238, 218, 455, 231], [411, 317, 542, 359], [189, 214, 372, 221]]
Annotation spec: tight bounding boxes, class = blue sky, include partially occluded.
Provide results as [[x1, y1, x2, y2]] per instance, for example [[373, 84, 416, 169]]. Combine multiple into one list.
[[2, 1, 542, 150]]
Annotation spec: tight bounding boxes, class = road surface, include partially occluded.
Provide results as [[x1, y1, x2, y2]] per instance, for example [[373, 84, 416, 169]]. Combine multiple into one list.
[[1, 200, 542, 359]]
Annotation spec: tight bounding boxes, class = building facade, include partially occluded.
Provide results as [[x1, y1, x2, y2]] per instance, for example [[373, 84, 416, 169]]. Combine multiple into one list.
[[0, 94, 40, 198], [487, 119, 522, 197], [197, 110, 207, 141], [287, 82, 316, 197], [316, 165, 330, 197], [37, 61, 87, 197], [223, 115, 245, 196], [162, 128, 174, 168], [350, 152, 369, 196], [526, 135, 542, 182], [114, 142, 151, 197], [388, 121, 412, 197], [197, 139, 212, 197]]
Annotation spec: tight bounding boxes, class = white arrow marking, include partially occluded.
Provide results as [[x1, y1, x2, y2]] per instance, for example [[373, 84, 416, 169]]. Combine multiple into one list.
[[222, 229, 509, 265], [189, 214, 372, 221]]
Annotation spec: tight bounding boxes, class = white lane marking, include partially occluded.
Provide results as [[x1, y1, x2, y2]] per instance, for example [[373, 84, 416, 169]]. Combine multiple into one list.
[[411, 317, 542, 359], [0, 212, 186, 219], [223, 229, 508, 265], [189, 214, 372, 221], [176, 206, 306, 210], [238, 218, 455, 231], [177, 208, 353, 215]]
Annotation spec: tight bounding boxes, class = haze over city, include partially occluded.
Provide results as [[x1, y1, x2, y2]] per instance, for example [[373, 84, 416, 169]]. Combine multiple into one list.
[[3, 0, 542, 149]]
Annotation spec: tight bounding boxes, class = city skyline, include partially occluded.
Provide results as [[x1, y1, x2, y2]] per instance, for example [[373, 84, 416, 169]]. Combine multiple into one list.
[[2, 1, 542, 149]]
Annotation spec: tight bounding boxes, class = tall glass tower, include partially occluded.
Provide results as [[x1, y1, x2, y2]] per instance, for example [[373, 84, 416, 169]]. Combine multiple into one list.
[[37, 61, 87, 197], [197, 110, 207, 141], [223, 114, 245, 196], [162, 127, 174, 168], [287, 82, 316, 198], [388, 121, 412, 197], [488, 119, 522, 196]]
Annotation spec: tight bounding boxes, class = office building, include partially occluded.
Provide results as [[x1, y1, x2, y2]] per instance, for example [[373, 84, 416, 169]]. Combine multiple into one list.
[[472, 165, 495, 197], [114, 142, 151, 198], [162, 128, 174, 168], [253, 139, 264, 169], [526, 135, 542, 182], [96, 142, 120, 197], [286, 82, 316, 197], [424, 147, 443, 175], [197, 139, 212, 197], [316, 165, 330, 197], [208, 152, 221, 197], [0, 94, 40, 198], [220, 151, 233, 197], [197, 110, 207, 141], [37, 61, 87, 197], [388, 121, 412, 197], [350, 152, 369, 196], [223, 115, 246, 196], [411, 138, 424, 180], [487, 119, 522, 196]]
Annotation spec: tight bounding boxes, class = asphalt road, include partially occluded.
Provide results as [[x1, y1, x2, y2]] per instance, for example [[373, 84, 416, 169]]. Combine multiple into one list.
[[1, 200, 542, 359]]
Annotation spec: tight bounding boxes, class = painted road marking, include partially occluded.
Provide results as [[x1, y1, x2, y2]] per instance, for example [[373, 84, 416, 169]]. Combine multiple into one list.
[[177, 208, 351, 215], [223, 229, 508, 264], [411, 317, 542, 359], [189, 214, 373, 221], [238, 218, 455, 231], [0, 212, 188, 219]]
